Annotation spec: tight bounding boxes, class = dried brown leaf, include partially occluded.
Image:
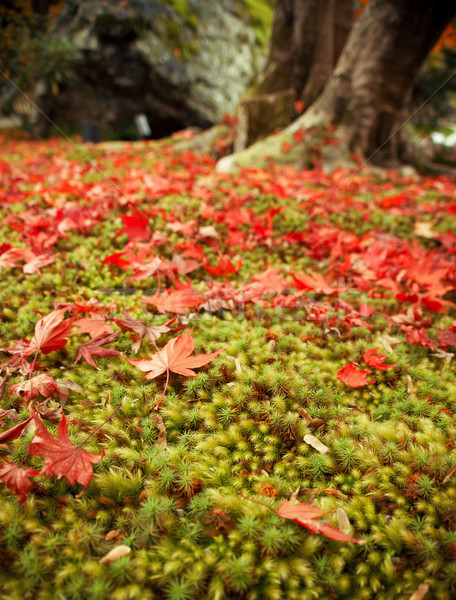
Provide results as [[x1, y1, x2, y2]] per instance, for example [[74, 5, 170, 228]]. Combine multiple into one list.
[[99, 544, 131, 564]]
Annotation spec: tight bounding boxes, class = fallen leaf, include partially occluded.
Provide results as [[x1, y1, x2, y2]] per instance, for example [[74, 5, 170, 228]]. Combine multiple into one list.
[[277, 500, 364, 544], [378, 334, 402, 354], [0, 416, 33, 443], [408, 583, 430, 600], [153, 413, 167, 448], [406, 375, 417, 401], [304, 434, 329, 454], [55, 379, 83, 396], [0, 459, 38, 504], [111, 309, 171, 353], [204, 255, 242, 276], [116, 209, 150, 241], [291, 271, 341, 295], [74, 331, 121, 369], [337, 362, 375, 387], [442, 463, 456, 485], [10, 373, 64, 401], [298, 408, 325, 430], [27, 308, 76, 356], [239, 494, 364, 544], [0, 375, 8, 402], [413, 221, 438, 239], [361, 348, 395, 370], [403, 326, 436, 350], [99, 544, 131, 564], [336, 507, 352, 535], [125, 329, 222, 379], [104, 529, 124, 541], [142, 289, 203, 314], [71, 317, 114, 339], [28, 411, 104, 490]]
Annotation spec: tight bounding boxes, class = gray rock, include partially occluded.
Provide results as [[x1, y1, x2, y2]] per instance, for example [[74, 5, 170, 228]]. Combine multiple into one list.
[[37, 0, 263, 138]]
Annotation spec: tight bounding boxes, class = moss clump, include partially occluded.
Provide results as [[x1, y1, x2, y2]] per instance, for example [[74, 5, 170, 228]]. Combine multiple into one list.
[[1, 132, 456, 598]]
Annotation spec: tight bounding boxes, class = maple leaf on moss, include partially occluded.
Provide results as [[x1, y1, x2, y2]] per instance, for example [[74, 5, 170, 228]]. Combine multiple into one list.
[[74, 331, 121, 369], [71, 317, 114, 339], [0, 416, 33, 443], [361, 348, 395, 370], [0, 459, 38, 504], [9, 373, 65, 401], [142, 289, 203, 314], [27, 308, 77, 356], [116, 209, 150, 241], [277, 500, 365, 544], [291, 270, 341, 295], [337, 362, 375, 387], [28, 411, 104, 490], [402, 326, 436, 350], [204, 255, 242, 276], [111, 308, 171, 353], [125, 329, 222, 379], [240, 494, 364, 544]]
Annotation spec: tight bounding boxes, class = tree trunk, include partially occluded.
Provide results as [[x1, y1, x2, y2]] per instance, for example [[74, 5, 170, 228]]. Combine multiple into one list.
[[31, 0, 50, 16], [292, 0, 354, 106], [220, 0, 456, 172], [304, 0, 456, 165], [235, 0, 354, 150]]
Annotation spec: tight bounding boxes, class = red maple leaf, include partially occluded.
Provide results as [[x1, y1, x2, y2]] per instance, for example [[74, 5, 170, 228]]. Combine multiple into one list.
[[28, 411, 104, 490], [204, 255, 242, 276], [437, 328, 456, 348], [116, 208, 150, 241], [0, 416, 33, 443], [0, 247, 30, 270], [102, 251, 130, 270], [0, 459, 38, 504], [239, 494, 364, 544], [291, 271, 341, 295], [128, 255, 177, 282], [277, 500, 364, 544], [111, 309, 171, 353], [126, 329, 222, 379], [402, 326, 436, 350], [9, 373, 65, 401], [170, 254, 202, 275], [27, 308, 76, 356], [74, 331, 121, 369], [22, 251, 55, 275], [361, 348, 395, 370], [337, 362, 375, 387]]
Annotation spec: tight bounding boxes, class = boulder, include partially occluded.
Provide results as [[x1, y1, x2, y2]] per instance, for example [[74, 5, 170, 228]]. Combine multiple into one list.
[[37, 0, 265, 138]]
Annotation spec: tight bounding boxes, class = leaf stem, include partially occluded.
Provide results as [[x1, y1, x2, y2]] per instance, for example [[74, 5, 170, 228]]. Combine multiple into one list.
[[238, 492, 278, 514], [77, 402, 122, 449], [154, 368, 169, 410], [28, 349, 39, 380]]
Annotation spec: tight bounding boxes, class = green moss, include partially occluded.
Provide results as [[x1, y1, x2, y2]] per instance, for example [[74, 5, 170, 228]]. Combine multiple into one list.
[[2, 131, 456, 599]]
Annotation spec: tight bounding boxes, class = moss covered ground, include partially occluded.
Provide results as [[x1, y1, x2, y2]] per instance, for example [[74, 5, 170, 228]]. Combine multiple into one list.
[[1, 130, 456, 599]]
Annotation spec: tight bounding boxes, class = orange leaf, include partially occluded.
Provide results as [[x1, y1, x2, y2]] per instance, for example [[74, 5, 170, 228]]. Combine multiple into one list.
[[142, 289, 203, 314], [125, 329, 222, 379]]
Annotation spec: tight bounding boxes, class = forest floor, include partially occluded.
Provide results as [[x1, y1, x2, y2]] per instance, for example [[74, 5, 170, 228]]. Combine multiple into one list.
[[1, 129, 456, 600]]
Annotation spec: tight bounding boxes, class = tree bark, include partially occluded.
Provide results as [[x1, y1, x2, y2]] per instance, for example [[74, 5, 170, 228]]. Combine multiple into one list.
[[235, 0, 354, 150], [256, 0, 354, 104], [305, 0, 456, 165], [220, 0, 456, 171]]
